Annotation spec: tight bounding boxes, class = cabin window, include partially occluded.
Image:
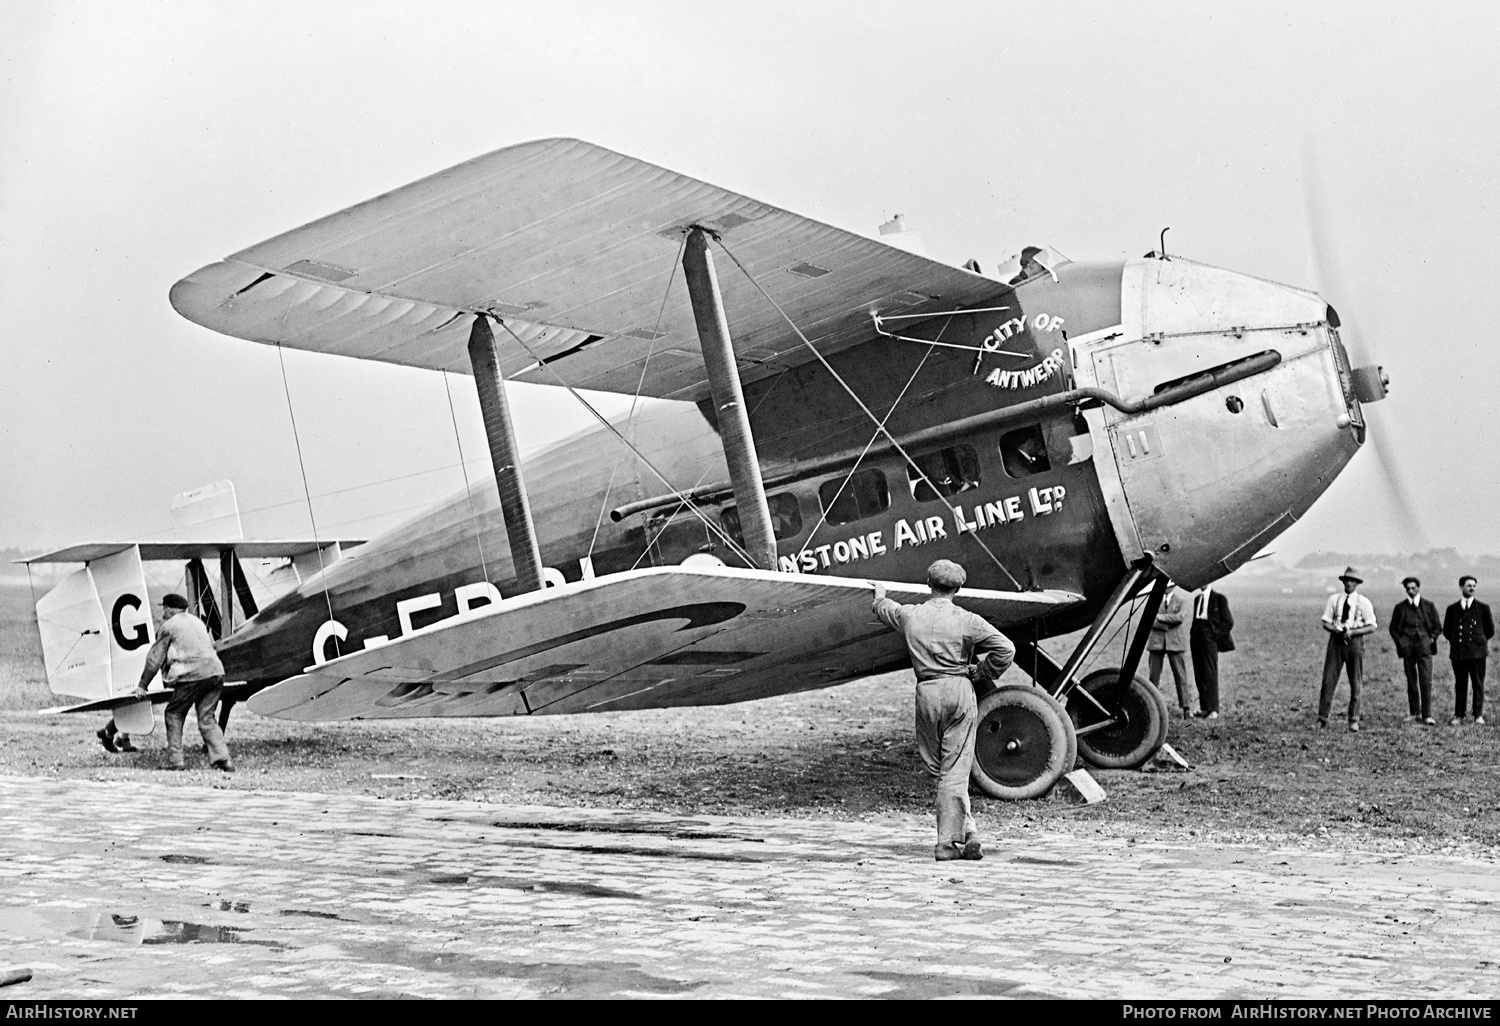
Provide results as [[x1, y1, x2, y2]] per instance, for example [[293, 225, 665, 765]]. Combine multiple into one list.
[[907, 444, 981, 502], [818, 469, 890, 526], [1000, 424, 1052, 478], [1044, 412, 1093, 466], [720, 492, 804, 544]]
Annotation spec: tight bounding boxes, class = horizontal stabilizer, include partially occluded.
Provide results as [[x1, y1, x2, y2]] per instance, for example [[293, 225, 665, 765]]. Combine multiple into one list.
[[248, 565, 1082, 722], [41, 681, 260, 716]]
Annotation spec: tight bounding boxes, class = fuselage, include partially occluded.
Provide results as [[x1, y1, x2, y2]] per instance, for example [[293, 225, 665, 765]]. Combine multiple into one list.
[[220, 254, 1365, 689]]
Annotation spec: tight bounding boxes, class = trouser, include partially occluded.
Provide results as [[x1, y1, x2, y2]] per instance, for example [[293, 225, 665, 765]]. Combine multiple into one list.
[[1148, 650, 1192, 712], [1453, 658, 1487, 719], [165, 676, 230, 766], [1318, 635, 1363, 723], [1189, 629, 1220, 714], [1401, 650, 1433, 719], [914, 676, 978, 849]]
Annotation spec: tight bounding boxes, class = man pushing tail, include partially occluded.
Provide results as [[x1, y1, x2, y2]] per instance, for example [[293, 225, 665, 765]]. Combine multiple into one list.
[[131, 593, 234, 772], [872, 560, 1015, 861]]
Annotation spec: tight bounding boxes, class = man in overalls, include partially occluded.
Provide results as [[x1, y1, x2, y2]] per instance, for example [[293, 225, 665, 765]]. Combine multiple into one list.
[[131, 593, 235, 771], [873, 560, 1014, 861]]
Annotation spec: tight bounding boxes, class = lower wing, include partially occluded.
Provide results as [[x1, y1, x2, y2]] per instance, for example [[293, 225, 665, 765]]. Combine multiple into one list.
[[247, 566, 1083, 721]]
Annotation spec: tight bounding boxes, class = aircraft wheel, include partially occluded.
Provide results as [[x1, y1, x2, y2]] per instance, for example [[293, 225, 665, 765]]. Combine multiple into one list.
[[970, 685, 1077, 801], [1066, 669, 1170, 770]]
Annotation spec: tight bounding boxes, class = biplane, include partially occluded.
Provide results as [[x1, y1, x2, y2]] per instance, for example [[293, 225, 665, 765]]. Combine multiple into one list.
[[23, 138, 1387, 798]]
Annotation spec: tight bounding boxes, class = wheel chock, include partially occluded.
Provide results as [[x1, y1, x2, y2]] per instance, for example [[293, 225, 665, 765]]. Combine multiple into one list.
[[1151, 742, 1191, 771], [0, 967, 32, 988], [1059, 768, 1107, 804]]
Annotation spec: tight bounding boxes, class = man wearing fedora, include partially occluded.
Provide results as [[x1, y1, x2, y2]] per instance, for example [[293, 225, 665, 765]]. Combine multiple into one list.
[[1319, 567, 1377, 731], [1389, 575, 1442, 725]]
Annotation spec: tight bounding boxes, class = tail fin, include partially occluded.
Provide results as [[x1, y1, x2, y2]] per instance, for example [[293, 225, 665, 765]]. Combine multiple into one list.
[[170, 480, 243, 541], [35, 545, 156, 704]]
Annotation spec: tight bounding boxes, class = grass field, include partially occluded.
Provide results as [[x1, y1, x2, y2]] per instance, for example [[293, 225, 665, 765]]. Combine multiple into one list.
[[0, 580, 48, 710], [2, 580, 1497, 851]]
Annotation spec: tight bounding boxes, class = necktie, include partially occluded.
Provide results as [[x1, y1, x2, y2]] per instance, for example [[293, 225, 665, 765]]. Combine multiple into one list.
[[1197, 593, 1206, 619], [1341, 597, 1351, 624]]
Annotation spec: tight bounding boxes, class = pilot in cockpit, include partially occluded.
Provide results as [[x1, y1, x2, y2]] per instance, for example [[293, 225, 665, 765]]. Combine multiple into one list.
[[1008, 246, 1047, 286]]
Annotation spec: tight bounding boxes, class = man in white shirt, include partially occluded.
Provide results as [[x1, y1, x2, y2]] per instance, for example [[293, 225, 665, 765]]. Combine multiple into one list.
[[1319, 567, 1377, 731]]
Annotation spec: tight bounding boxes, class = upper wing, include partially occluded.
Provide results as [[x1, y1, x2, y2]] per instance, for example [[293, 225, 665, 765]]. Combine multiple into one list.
[[19, 540, 364, 563], [170, 138, 1006, 401], [247, 565, 1082, 721]]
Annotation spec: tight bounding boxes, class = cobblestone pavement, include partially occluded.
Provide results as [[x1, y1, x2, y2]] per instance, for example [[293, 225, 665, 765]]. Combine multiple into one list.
[[2, 775, 1498, 999]]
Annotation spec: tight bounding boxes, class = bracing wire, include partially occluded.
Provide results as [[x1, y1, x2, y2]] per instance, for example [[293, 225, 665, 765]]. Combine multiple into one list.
[[275, 343, 339, 656], [626, 468, 718, 573], [491, 317, 759, 569], [714, 239, 1024, 590], [793, 326, 943, 563], [586, 231, 688, 562], [1077, 593, 1145, 679], [443, 370, 490, 585]]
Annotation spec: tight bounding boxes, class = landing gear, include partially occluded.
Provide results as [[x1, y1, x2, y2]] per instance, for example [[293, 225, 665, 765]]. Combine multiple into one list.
[[991, 558, 1174, 792], [970, 685, 1077, 800], [1066, 669, 1170, 769]]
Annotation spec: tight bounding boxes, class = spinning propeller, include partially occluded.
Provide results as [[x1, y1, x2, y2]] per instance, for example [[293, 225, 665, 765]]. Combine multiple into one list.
[[1302, 143, 1428, 549]]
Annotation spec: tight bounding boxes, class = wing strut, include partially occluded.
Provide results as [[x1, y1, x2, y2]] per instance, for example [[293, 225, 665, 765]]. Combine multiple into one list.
[[468, 315, 545, 593], [682, 228, 777, 570]]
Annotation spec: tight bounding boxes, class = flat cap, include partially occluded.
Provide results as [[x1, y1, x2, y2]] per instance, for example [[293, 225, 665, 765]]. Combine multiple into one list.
[[927, 559, 966, 591], [161, 593, 189, 609]]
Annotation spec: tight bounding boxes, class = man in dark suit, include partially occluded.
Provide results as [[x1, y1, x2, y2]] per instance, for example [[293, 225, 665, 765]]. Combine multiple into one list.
[[1389, 575, 1442, 725], [1444, 576, 1495, 725], [1189, 585, 1234, 719], [1149, 581, 1193, 718]]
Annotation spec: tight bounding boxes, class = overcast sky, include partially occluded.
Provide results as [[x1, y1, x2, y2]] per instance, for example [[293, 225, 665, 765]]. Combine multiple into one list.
[[2, 0, 1496, 560]]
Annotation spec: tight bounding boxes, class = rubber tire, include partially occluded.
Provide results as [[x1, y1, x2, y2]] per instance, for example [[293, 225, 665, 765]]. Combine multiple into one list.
[[1066, 669, 1171, 770], [970, 684, 1078, 801]]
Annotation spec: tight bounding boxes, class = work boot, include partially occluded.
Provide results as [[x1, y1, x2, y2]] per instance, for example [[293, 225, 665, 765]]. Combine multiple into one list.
[[116, 735, 138, 753], [96, 728, 118, 754], [933, 842, 964, 861], [210, 759, 236, 773], [959, 837, 983, 861]]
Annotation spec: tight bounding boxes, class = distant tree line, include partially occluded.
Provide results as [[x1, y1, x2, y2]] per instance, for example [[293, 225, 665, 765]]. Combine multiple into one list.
[[1296, 549, 1500, 582]]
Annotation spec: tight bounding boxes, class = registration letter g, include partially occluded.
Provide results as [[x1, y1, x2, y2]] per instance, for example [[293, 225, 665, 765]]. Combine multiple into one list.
[[111, 594, 150, 650]]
